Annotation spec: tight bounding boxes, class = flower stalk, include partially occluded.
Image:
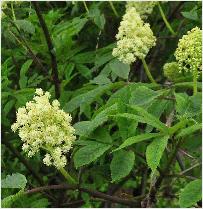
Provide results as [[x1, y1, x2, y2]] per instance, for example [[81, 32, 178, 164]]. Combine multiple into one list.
[[83, 1, 89, 13], [11, 2, 16, 21], [141, 58, 157, 84], [158, 2, 176, 35], [59, 167, 77, 185], [109, 1, 118, 17], [193, 74, 198, 95]]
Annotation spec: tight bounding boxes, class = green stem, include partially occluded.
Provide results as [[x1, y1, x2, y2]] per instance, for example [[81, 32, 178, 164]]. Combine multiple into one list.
[[169, 119, 188, 136], [141, 58, 157, 84], [11, 2, 16, 21], [158, 2, 176, 35], [174, 82, 201, 90], [109, 1, 118, 17], [41, 147, 77, 185], [83, 1, 89, 13], [59, 167, 77, 185], [193, 74, 198, 95]]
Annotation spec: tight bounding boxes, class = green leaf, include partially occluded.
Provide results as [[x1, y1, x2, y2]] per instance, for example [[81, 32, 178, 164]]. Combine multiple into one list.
[[19, 59, 33, 89], [2, 173, 27, 189], [129, 86, 166, 107], [117, 113, 138, 140], [109, 59, 130, 80], [92, 43, 115, 68], [94, 13, 105, 29], [176, 123, 202, 138], [90, 75, 111, 85], [13, 88, 35, 108], [181, 10, 199, 21], [107, 86, 139, 139], [89, 128, 112, 144], [114, 112, 167, 133], [88, 4, 106, 29], [15, 20, 35, 34], [187, 93, 202, 117], [175, 92, 202, 118], [110, 150, 135, 182], [53, 17, 88, 37], [28, 197, 50, 208], [64, 84, 109, 112], [11, 193, 50, 208], [179, 180, 202, 207], [64, 83, 122, 112], [146, 135, 169, 172], [76, 64, 92, 79], [27, 73, 44, 87], [3, 100, 16, 116], [2, 190, 25, 208], [107, 85, 131, 106], [74, 141, 111, 168], [145, 99, 170, 133], [65, 63, 75, 79], [74, 103, 118, 136], [74, 121, 92, 136], [72, 51, 95, 64], [113, 133, 162, 152], [129, 105, 168, 133], [175, 93, 190, 116]]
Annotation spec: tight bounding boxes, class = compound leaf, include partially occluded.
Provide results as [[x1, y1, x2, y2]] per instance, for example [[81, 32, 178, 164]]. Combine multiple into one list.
[[2, 173, 27, 189], [74, 141, 111, 168], [146, 135, 169, 172], [179, 180, 202, 208], [110, 150, 135, 182]]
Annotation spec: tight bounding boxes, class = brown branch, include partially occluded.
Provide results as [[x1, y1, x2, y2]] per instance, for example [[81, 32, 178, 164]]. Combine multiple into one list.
[[180, 162, 202, 175], [141, 169, 148, 196], [26, 184, 143, 207], [8, 20, 49, 76], [80, 187, 142, 207], [165, 174, 198, 181], [61, 199, 85, 207], [179, 149, 196, 159], [175, 151, 185, 171], [104, 175, 132, 207], [61, 198, 109, 207], [32, 2, 60, 98]]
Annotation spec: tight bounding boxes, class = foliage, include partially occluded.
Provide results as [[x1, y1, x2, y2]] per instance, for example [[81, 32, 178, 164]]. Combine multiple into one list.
[[1, 1, 202, 208], [2, 173, 27, 189], [179, 180, 202, 207]]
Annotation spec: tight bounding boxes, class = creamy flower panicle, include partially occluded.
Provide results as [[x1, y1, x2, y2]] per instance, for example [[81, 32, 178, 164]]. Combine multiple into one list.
[[175, 27, 202, 77], [126, 1, 157, 19], [11, 88, 76, 169], [112, 7, 156, 65]]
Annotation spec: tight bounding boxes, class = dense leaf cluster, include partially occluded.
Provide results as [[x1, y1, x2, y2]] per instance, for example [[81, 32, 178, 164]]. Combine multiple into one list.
[[1, 1, 202, 208]]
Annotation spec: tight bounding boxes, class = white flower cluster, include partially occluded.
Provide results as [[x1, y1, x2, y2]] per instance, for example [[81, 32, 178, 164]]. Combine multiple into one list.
[[175, 27, 202, 77], [126, 1, 157, 19], [112, 7, 156, 65], [163, 62, 181, 81], [11, 88, 76, 169]]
